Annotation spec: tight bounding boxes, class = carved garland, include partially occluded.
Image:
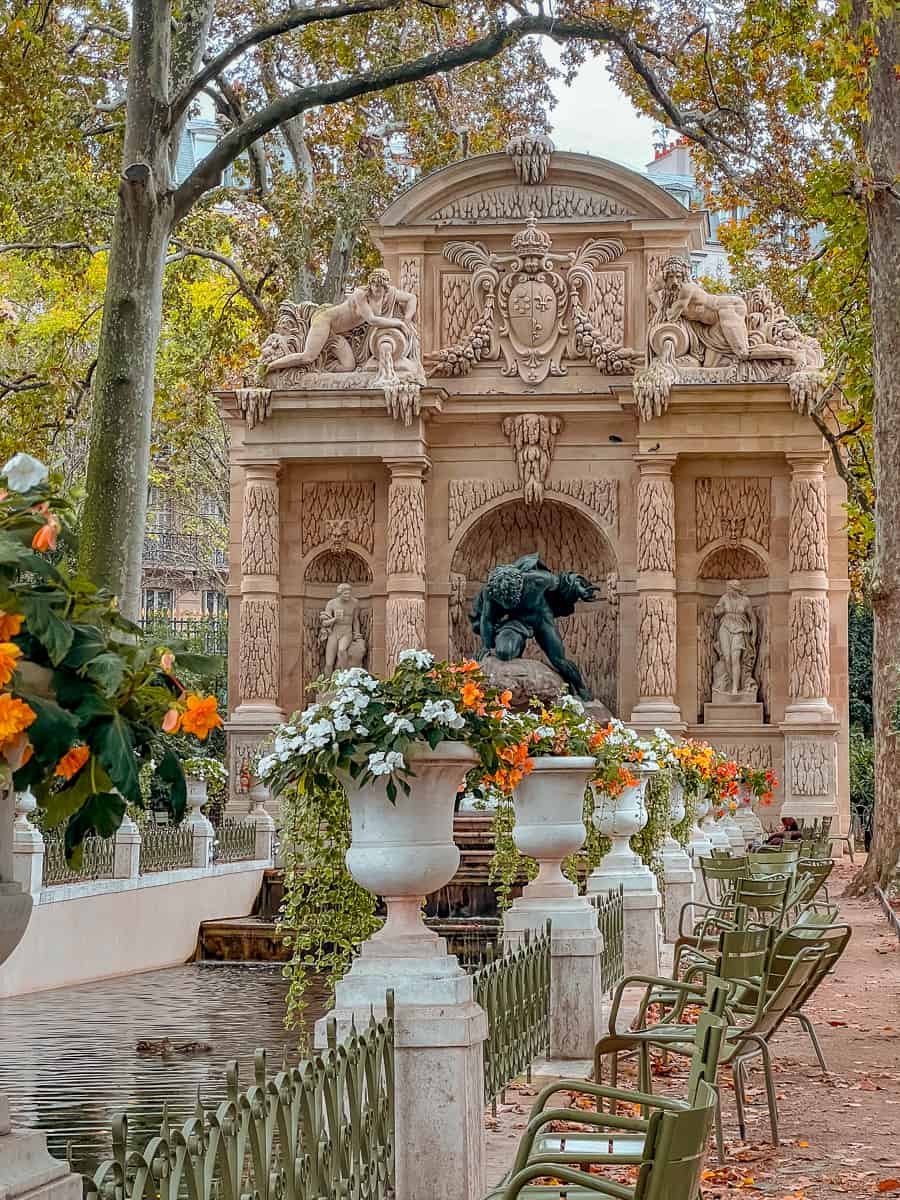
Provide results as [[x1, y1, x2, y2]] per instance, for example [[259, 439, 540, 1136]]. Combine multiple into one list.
[[300, 482, 375, 556], [637, 476, 676, 573], [386, 597, 426, 671], [238, 597, 279, 701], [241, 482, 279, 576], [789, 478, 828, 573], [447, 475, 619, 537], [637, 595, 676, 697], [789, 596, 830, 699], [386, 481, 426, 578], [790, 740, 834, 796], [695, 478, 771, 551]]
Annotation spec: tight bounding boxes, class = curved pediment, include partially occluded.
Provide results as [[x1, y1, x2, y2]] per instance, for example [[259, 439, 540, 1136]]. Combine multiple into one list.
[[378, 150, 687, 227]]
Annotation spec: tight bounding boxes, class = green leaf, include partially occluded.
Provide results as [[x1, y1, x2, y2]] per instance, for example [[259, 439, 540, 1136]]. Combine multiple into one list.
[[61, 624, 108, 670], [88, 713, 140, 804], [156, 747, 187, 821], [19, 593, 74, 665], [65, 791, 126, 865], [44, 759, 114, 829], [0, 530, 38, 568], [10, 691, 78, 769], [83, 652, 125, 697]]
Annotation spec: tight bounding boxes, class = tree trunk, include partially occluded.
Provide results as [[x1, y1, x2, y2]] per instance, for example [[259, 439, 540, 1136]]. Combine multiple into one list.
[[79, 187, 172, 619], [847, 2, 900, 894]]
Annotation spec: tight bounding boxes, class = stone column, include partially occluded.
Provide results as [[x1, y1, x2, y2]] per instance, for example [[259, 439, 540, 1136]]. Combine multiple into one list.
[[249, 783, 277, 861], [781, 453, 839, 824], [185, 778, 215, 868], [227, 462, 283, 813], [630, 455, 682, 726], [12, 791, 43, 898], [385, 458, 428, 671], [113, 815, 141, 879]]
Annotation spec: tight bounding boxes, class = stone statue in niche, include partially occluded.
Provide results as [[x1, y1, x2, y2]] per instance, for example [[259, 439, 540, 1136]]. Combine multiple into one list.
[[320, 583, 367, 675], [469, 552, 600, 701], [712, 580, 759, 701], [254, 269, 426, 426], [635, 256, 827, 420]]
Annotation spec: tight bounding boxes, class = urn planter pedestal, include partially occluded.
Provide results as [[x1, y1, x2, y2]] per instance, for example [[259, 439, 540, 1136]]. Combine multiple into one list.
[[733, 789, 766, 844], [314, 741, 486, 1200], [720, 809, 748, 853], [1, 778, 81, 1200], [660, 780, 696, 942], [587, 767, 661, 978], [503, 757, 603, 1062], [701, 806, 733, 852]]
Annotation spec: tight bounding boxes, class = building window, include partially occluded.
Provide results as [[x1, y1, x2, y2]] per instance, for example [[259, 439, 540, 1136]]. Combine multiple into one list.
[[143, 589, 174, 616], [203, 591, 226, 617]]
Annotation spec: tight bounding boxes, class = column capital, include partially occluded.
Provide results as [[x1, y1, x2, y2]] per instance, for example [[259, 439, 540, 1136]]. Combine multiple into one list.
[[384, 456, 430, 480], [241, 460, 281, 485], [634, 452, 678, 476], [785, 451, 828, 478]]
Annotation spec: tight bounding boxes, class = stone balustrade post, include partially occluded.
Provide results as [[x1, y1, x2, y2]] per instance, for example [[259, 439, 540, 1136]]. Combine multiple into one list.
[[12, 790, 43, 898], [185, 777, 215, 868], [781, 453, 840, 826], [384, 458, 429, 671], [631, 455, 683, 726], [249, 783, 276, 862], [113, 814, 141, 879]]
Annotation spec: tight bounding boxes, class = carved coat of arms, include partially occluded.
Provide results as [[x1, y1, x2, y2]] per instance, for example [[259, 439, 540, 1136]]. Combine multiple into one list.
[[427, 217, 640, 381]]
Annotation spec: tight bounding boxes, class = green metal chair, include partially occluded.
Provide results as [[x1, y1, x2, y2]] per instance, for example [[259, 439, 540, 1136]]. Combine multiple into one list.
[[487, 1081, 718, 1200], [592, 930, 827, 1145], [506, 1007, 728, 1168], [697, 854, 749, 905], [748, 848, 800, 882]]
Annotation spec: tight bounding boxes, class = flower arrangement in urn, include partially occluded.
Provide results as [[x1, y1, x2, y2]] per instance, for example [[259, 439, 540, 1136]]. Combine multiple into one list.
[[671, 738, 716, 798], [257, 653, 527, 801], [591, 718, 660, 795], [0, 453, 222, 862], [739, 763, 779, 805]]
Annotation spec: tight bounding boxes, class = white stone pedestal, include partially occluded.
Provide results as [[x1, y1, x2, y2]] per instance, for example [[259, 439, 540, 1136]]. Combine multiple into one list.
[[0, 1097, 81, 1200], [504, 889, 603, 1060], [315, 920, 486, 1200], [586, 860, 661, 978], [701, 812, 732, 852], [733, 800, 765, 844], [661, 854, 695, 944], [720, 813, 747, 853]]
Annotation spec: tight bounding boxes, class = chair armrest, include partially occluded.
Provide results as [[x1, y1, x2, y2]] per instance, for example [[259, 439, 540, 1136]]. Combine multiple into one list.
[[608, 974, 704, 1030], [528, 1079, 685, 1117], [509, 1106, 650, 1177], [500, 1163, 633, 1200]]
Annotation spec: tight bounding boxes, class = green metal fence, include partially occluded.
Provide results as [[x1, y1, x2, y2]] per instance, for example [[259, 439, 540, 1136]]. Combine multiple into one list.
[[85, 1000, 395, 1200], [139, 614, 228, 657], [593, 884, 625, 997], [215, 817, 257, 862], [140, 823, 194, 872], [472, 922, 551, 1111], [41, 826, 115, 886]]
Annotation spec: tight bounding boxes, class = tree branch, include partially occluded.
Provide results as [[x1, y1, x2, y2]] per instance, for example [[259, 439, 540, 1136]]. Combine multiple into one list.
[[67, 21, 130, 56], [0, 241, 108, 255], [166, 241, 270, 320], [169, 0, 405, 128], [172, 13, 673, 221], [0, 374, 51, 400]]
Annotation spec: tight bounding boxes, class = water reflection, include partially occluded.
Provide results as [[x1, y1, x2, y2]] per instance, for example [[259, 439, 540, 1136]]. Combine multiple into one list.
[[0, 963, 325, 1176]]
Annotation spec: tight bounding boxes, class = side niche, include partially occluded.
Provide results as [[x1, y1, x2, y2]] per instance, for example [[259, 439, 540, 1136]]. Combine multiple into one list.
[[302, 550, 373, 692], [697, 545, 771, 721], [449, 499, 618, 713]]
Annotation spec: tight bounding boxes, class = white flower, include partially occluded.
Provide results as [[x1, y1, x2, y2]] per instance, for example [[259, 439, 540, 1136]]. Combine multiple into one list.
[[354, 724, 369, 736], [559, 694, 585, 714], [533, 725, 556, 741], [333, 667, 378, 691], [2, 452, 48, 493], [383, 711, 415, 735], [397, 648, 434, 669], [420, 698, 465, 730], [333, 714, 352, 732], [257, 754, 277, 777], [368, 750, 406, 776]]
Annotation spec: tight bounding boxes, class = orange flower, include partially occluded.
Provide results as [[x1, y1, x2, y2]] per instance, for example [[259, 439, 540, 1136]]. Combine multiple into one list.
[[180, 693, 223, 740], [32, 521, 58, 552], [0, 641, 21, 687], [162, 707, 182, 734], [55, 743, 90, 779], [459, 681, 484, 709], [499, 689, 513, 708], [0, 611, 23, 641], [0, 693, 36, 750], [3, 732, 33, 769], [460, 660, 480, 673]]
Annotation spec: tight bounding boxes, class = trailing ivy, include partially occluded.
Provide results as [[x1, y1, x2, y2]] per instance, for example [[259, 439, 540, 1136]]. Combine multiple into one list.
[[488, 791, 537, 912], [277, 777, 380, 1037], [564, 786, 611, 889], [670, 782, 698, 849], [631, 769, 671, 897]]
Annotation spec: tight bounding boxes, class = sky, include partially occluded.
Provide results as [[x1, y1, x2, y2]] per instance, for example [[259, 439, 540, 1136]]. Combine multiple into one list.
[[544, 46, 658, 172]]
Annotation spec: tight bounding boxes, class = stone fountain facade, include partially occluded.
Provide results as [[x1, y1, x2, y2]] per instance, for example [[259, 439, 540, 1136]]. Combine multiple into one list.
[[218, 138, 849, 835]]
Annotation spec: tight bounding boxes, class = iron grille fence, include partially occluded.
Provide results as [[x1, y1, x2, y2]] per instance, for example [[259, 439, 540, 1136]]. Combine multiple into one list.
[[215, 817, 257, 862], [139, 614, 228, 657], [472, 921, 551, 1111], [140, 823, 194, 872], [41, 826, 115, 886], [84, 1000, 396, 1200], [593, 884, 625, 997]]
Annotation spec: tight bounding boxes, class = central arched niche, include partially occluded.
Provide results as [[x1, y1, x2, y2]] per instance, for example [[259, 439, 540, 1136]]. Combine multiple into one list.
[[449, 499, 618, 713]]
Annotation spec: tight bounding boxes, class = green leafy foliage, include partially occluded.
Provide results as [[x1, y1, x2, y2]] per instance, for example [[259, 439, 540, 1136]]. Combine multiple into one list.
[[630, 769, 671, 897]]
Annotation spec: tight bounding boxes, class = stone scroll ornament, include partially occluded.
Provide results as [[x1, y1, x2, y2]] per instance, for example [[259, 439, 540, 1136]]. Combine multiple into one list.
[[427, 217, 641, 381], [633, 258, 827, 419], [248, 269, 426, 426]]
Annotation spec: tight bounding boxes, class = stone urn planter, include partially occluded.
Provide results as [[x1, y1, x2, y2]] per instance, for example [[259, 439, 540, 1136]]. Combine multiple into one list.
[[701, 802, 733, 852], [662, 779, 693, 872], [511, 756, 596, 899], [587, 763, 659, 893], [719, 806, 748, 853], [733, 787, 766, 843], [343, 740, 478, 951], [687, 787, 715, 862]]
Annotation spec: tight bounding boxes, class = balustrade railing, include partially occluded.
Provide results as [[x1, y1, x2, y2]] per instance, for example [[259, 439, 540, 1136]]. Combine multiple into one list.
[[472, 921, 551, 1111], [84, 1001, 395, 1200], [593, 884, 625, 997], [41, 826, 115, 886], [215, 817, 257, 863], [139, 823, 194, 872]]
